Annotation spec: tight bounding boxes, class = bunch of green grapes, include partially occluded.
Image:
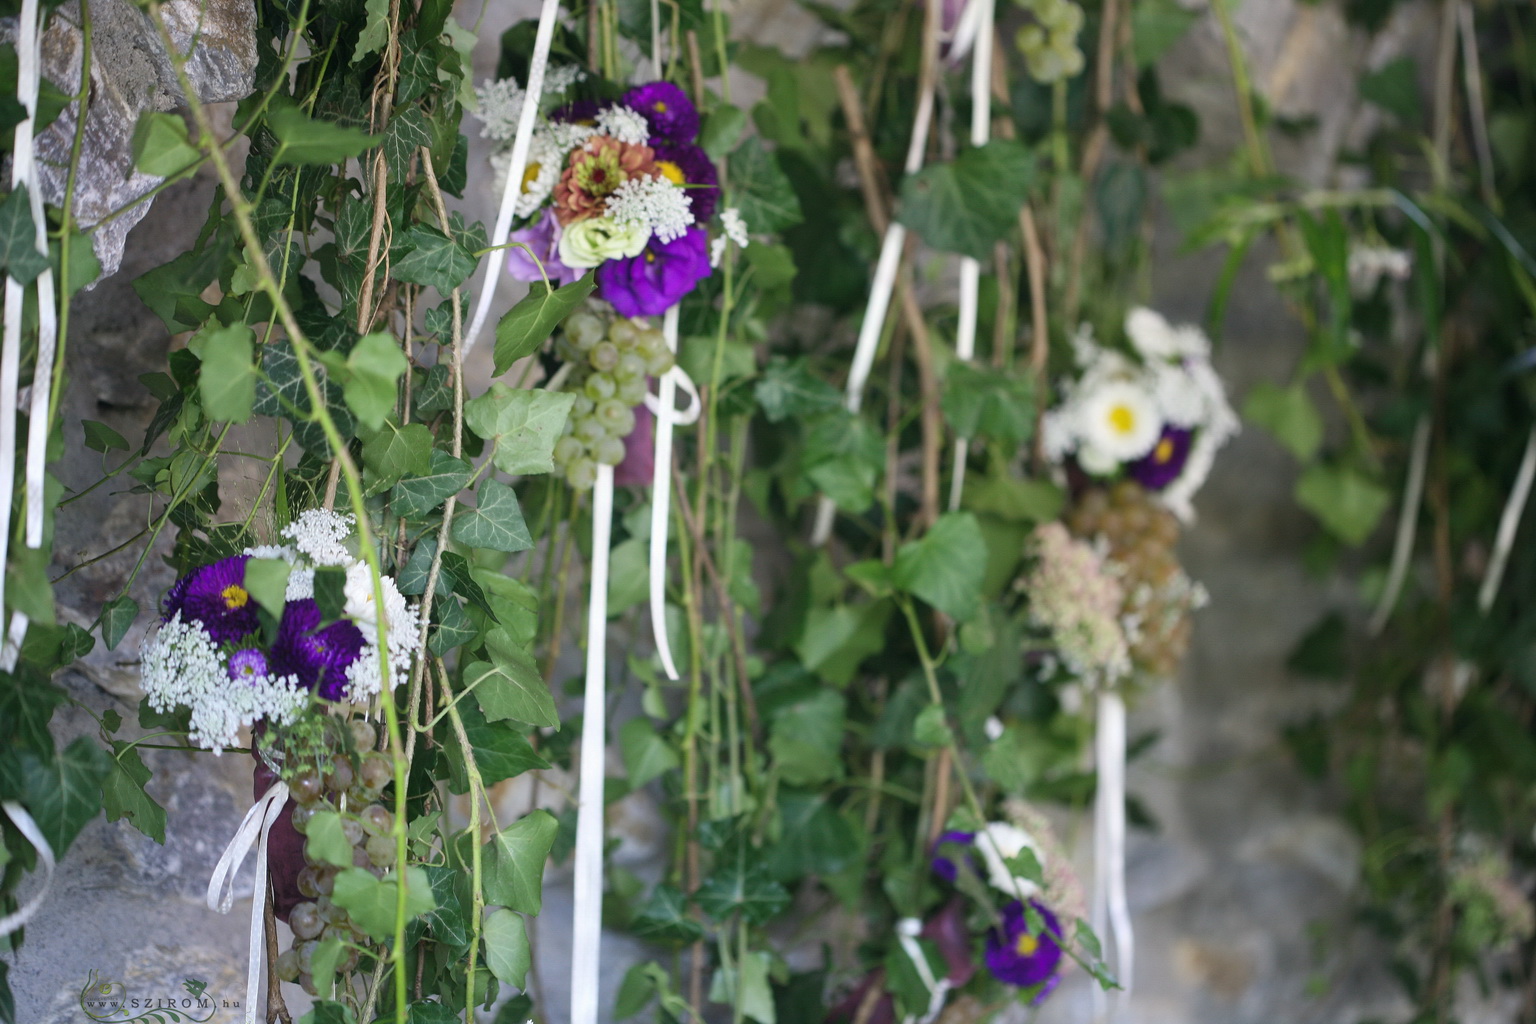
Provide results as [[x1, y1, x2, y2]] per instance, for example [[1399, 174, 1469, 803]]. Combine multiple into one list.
[[273, 720, 394, 996], [1016, 0, 1085, 83], [552, 307, 674, 490]]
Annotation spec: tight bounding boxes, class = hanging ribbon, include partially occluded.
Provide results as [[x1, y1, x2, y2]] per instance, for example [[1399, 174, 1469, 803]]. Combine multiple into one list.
[[0, 800, 55, 937], [644, 306, 701, 681], [205, 781, 288, 1024], [1091, 692, 1132, 1021], [895, 917, 951, 1024]]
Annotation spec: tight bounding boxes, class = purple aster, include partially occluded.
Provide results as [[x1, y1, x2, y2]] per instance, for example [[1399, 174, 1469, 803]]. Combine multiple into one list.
[[268, 599, 366, 701], [984, 900, 1064, 998], [228, 647, 269, 683], [613, 400, 655, 488], [507, 208, 582, 286], [163, 555, 260, 643], [596, 227, 711, 317], [1128, 425, 1193, 491], [650, 140, 718, 222], [623, 82, 699, 142], [930, 830, 976, 884]]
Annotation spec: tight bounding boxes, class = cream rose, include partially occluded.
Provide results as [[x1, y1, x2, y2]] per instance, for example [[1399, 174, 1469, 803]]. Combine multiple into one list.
[[557, 216, 651, 269]]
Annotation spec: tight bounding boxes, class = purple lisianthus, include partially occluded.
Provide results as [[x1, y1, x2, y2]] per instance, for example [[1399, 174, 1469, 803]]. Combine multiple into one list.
[[624, 81, 699, 142], [1128, 425, 1193, 490], [163, 555, 261, 643], [507, 208, 581, 286], [984, 900, 1064, 999], [596, 227, 710, 317], [268, 599, 366, 701], [650, 140, 718, 222], [228, 648, 269, 683], [930, 830, 976, 884], [613, 400, 655, 488]]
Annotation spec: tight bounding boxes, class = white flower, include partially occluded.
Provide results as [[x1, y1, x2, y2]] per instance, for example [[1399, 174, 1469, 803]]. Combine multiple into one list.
[[341, 561, 421, 701], [243, 544, 315, 600], [984, 716, 1005, 741], [1078, 379, 1161, 462], [558, 216, 651, 269], [281, 509, 355, 566], [975, 822, 1044, 899], [594, 104, 651, 146], [1126, 306, 1208, 361], [711, 207, 749, 267], [1150, 362, 1206, 429], [607, 176, 694, 243], [1347, 244, 1411, 296], [472, 66, 588, 142]]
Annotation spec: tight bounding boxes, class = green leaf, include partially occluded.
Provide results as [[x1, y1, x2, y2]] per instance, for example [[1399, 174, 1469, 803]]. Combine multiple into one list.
[[0, 186, 47, 284], [267, 105, 380, 166], [101, 742, 166, 843], [464, 384, 575, 477], [483, 810, 559, 914], [803, 413, 883, 513], [699, 104, 748, 159], [483, 908, 531, 988], [452, 479, 532, 552], [392, 450, 473, 518], [694, 861, 791, 925], [630, 883, 705, 943], [130, 112, 200, 178], [962, 475, 1063, 524], [394, 224, 477, 294], [305, 812, 356, 868], [331, 865, 436, 942], [190, 323, 257, 424], [243, 558, 292, 616], [755, 358, 841, 423], [384, 106, 434, 179], [1360, 56, 1420, 123], [1295, 463, 1390, 546], [81, 420, 129, 453], [313, 566, 348, 621], [344, 332, 409, 430], [768, 688, 845, 786], [19, 738, 109, 852], [709, 952, 776, 1024], [941, 363, 1034, 442], [444, 699, 550, 794], [466, 630, 558, 728], [729, 136, 803, 233], [912, 704, 952, 748], [361, 420, 434, 486], [792, 600, 891, 687], [100, 595, 139, 651], [1130, 0, 1199, 66], [422, 863, 473, 949], [0, 672, 63, 755], [1243, 381, 1322, 461], [309, 937, 346, 1000], [299, 1001, 357, 1024], [764, 789, 860, 882], [898, 140, 1035, 260], [353, 0, 392, 63], [619, 717, 680, 789], [892, 513, 988, 621], [493, 275, 597, 375]]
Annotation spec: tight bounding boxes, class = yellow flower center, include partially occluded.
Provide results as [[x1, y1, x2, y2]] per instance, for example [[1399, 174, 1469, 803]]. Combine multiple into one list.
[[221, 585, 249, 610], [1015, 932, 1040, 957], [1107, 404, 1137, 435], [521, 161, 542, 193], [1153, 436, 1176, 463], [645, 249, 657, 263], [657, 160, 685, 185], [652, 100, 668, 113]]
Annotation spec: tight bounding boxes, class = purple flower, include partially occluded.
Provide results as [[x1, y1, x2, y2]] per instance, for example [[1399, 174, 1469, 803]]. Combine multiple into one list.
[[228, 648, 269, 683], [1128, 425, 1193, 490], [984, 900, 1064, 998], [507, 208, 582, 286], [268, 599, 366, 701], [596, 227, 710, 317], [623, 82, 699, 142], [613, 400, 655, 488], [163, 555, 261, 643], [650, 140, 718, 222], [930, 830, 976, 884], [920, 899, 978, 987], [552, 98, 606, 126]]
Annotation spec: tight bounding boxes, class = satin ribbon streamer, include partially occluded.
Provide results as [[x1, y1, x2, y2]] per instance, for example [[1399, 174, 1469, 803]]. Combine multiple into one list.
[[206, 782, 289, 1024], [644, 306, 700, 681], [896, 917, 951, 1024], [0, 800, 55, 936], [1091, 692, 1132, 1020]]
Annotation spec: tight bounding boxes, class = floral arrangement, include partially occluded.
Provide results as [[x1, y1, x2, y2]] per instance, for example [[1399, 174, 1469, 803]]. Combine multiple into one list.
[[1041, 307, 1238, 522], [477, 73, 734, 317], [140, 509, 419, 754]]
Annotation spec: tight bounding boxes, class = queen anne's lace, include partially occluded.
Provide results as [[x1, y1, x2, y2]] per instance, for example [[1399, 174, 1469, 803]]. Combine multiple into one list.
[[594, 105, 652, 146], [281, 509, 355, 566], [606, 176, 694, 243]]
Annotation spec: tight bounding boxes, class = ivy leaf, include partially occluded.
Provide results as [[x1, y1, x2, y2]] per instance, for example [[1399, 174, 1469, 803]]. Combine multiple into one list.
[[730, 137, 803, 233], [892, 512, 988, 621], [392, 450, 473, 518], [1131, 0, 1199, 66], [754, 358, 841, 423], [81, 420, 129, 453], [421, 864, 472, 950], [267, 105, 380, 166], [1243, 381, 1322, 462], [695, 861, 791, 925], [803, 412, 883, 513], [0, 186, 47, 285], [941, 363, 1034, 442], [19, 738, 109, 852], [361, 420, 433, 487], [101, 742, 166, 843], [190, 322, 257, 424], [1360, 56, 1420, 123], [619, 717, 680, 789], [384, 106, 434, 180], [767, 689, 844, 786], [444, 699, 550, 794], [452, 479, 533, 552], [299, 1001, 357, 1024], [464, 384, 575, 477], [1295, 463, 1390, 546], [305, 812, 356, 868], [483, 810, 558, 914], [708, 951, 776, 1024], [100, 595, 139, 651], [630, 883, 705, 943], [0, 671, 64, 755], [353, 0, 392, 64], [467, 629, 557, 728], [764, 790, 859, 882], [341, 332, 410, 430], [793, 600, 891, 687], [483, 908, 531, 988], [130, 113, 200, 179], [394, 224, 476, 295], [898, 140, 1036, 260], [331, 865, 436, 942], [493, 274, 596, 375]]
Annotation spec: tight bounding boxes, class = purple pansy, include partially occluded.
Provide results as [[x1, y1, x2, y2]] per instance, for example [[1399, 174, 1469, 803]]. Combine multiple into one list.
[[650, 140, 719, 222], [930, 829, 976, 884], [1128, 425, 1193, 490], [228, 648, 269, 683], [163, 555, 261, 643], [596, 227, 710, 317], [623, 81, 699, 142], [268, 599, 366, 701], [983, 900, 1064, 999], [507, 208, 582, 286]]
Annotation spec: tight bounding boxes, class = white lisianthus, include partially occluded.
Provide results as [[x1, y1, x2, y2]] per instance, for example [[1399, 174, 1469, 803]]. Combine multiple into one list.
[[558, 216, 651, 269], [975, 821, 1045, 899], [342, 560, 421, 700], [1078, 379, 1161, 461]]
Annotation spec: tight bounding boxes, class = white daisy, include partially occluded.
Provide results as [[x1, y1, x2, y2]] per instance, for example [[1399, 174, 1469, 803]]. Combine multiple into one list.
[[1078, 379, 1161, 462]]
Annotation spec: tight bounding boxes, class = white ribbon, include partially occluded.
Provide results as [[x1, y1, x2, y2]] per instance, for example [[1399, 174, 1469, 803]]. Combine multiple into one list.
[[1091, 692, 1132, 1021], [206, 781, 288, 1024], [1478, 423, 1536, 614], [0, 800, 55, 937], [645, 305, 697, 681], [571, 463, 614, 1024], [463, 0, 561, 356], [895, 916, 951, 1024]]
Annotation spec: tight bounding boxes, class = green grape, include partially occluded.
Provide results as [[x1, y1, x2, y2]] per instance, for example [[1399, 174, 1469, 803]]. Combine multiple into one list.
[[360, 804, 393, 836], [596, 400, 636, 436], [584, 373, 617, 401], [1017, 24, 1047, 55], [348, 720, 376, 752], [594, 436, 626, 466], [575, 416, 608, 444], [290, 769, 323, 805], [608, 319, 640, 349], [290, 804, 314, 835], [365, 833, 398, 867], [589, 341, 621, 372], [554, 436, 585, 464], [325, 755, 353, 793], [296, 940, 319, 976], [571, 393, 596, 418], [567, 311, 605, 349], [358, 753, 391, 793], [567, 458, 599, 490], [290, 902, 324, 940], [554, 335, 580, 362], [275, 949, 301, 983], [340, 817, 364, 846], [616, 377, 647, 406], [642, 347, 674, 377], [616, 352, 647, 381]]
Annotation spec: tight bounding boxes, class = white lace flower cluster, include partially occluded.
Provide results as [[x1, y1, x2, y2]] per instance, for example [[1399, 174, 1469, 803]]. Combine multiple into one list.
[[710, 207, 749, 267], [472, 65, 588, 141], [607, 177, 694, 243], [1042, 308, 1239, 520]]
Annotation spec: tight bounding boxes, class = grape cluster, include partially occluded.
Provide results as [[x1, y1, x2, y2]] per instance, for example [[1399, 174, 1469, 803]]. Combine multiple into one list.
[[1067, 481, 1199, 679], [272, 719, 395, 996], [552, 308, 674, 490], [1015, 0, 1085, 83]]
